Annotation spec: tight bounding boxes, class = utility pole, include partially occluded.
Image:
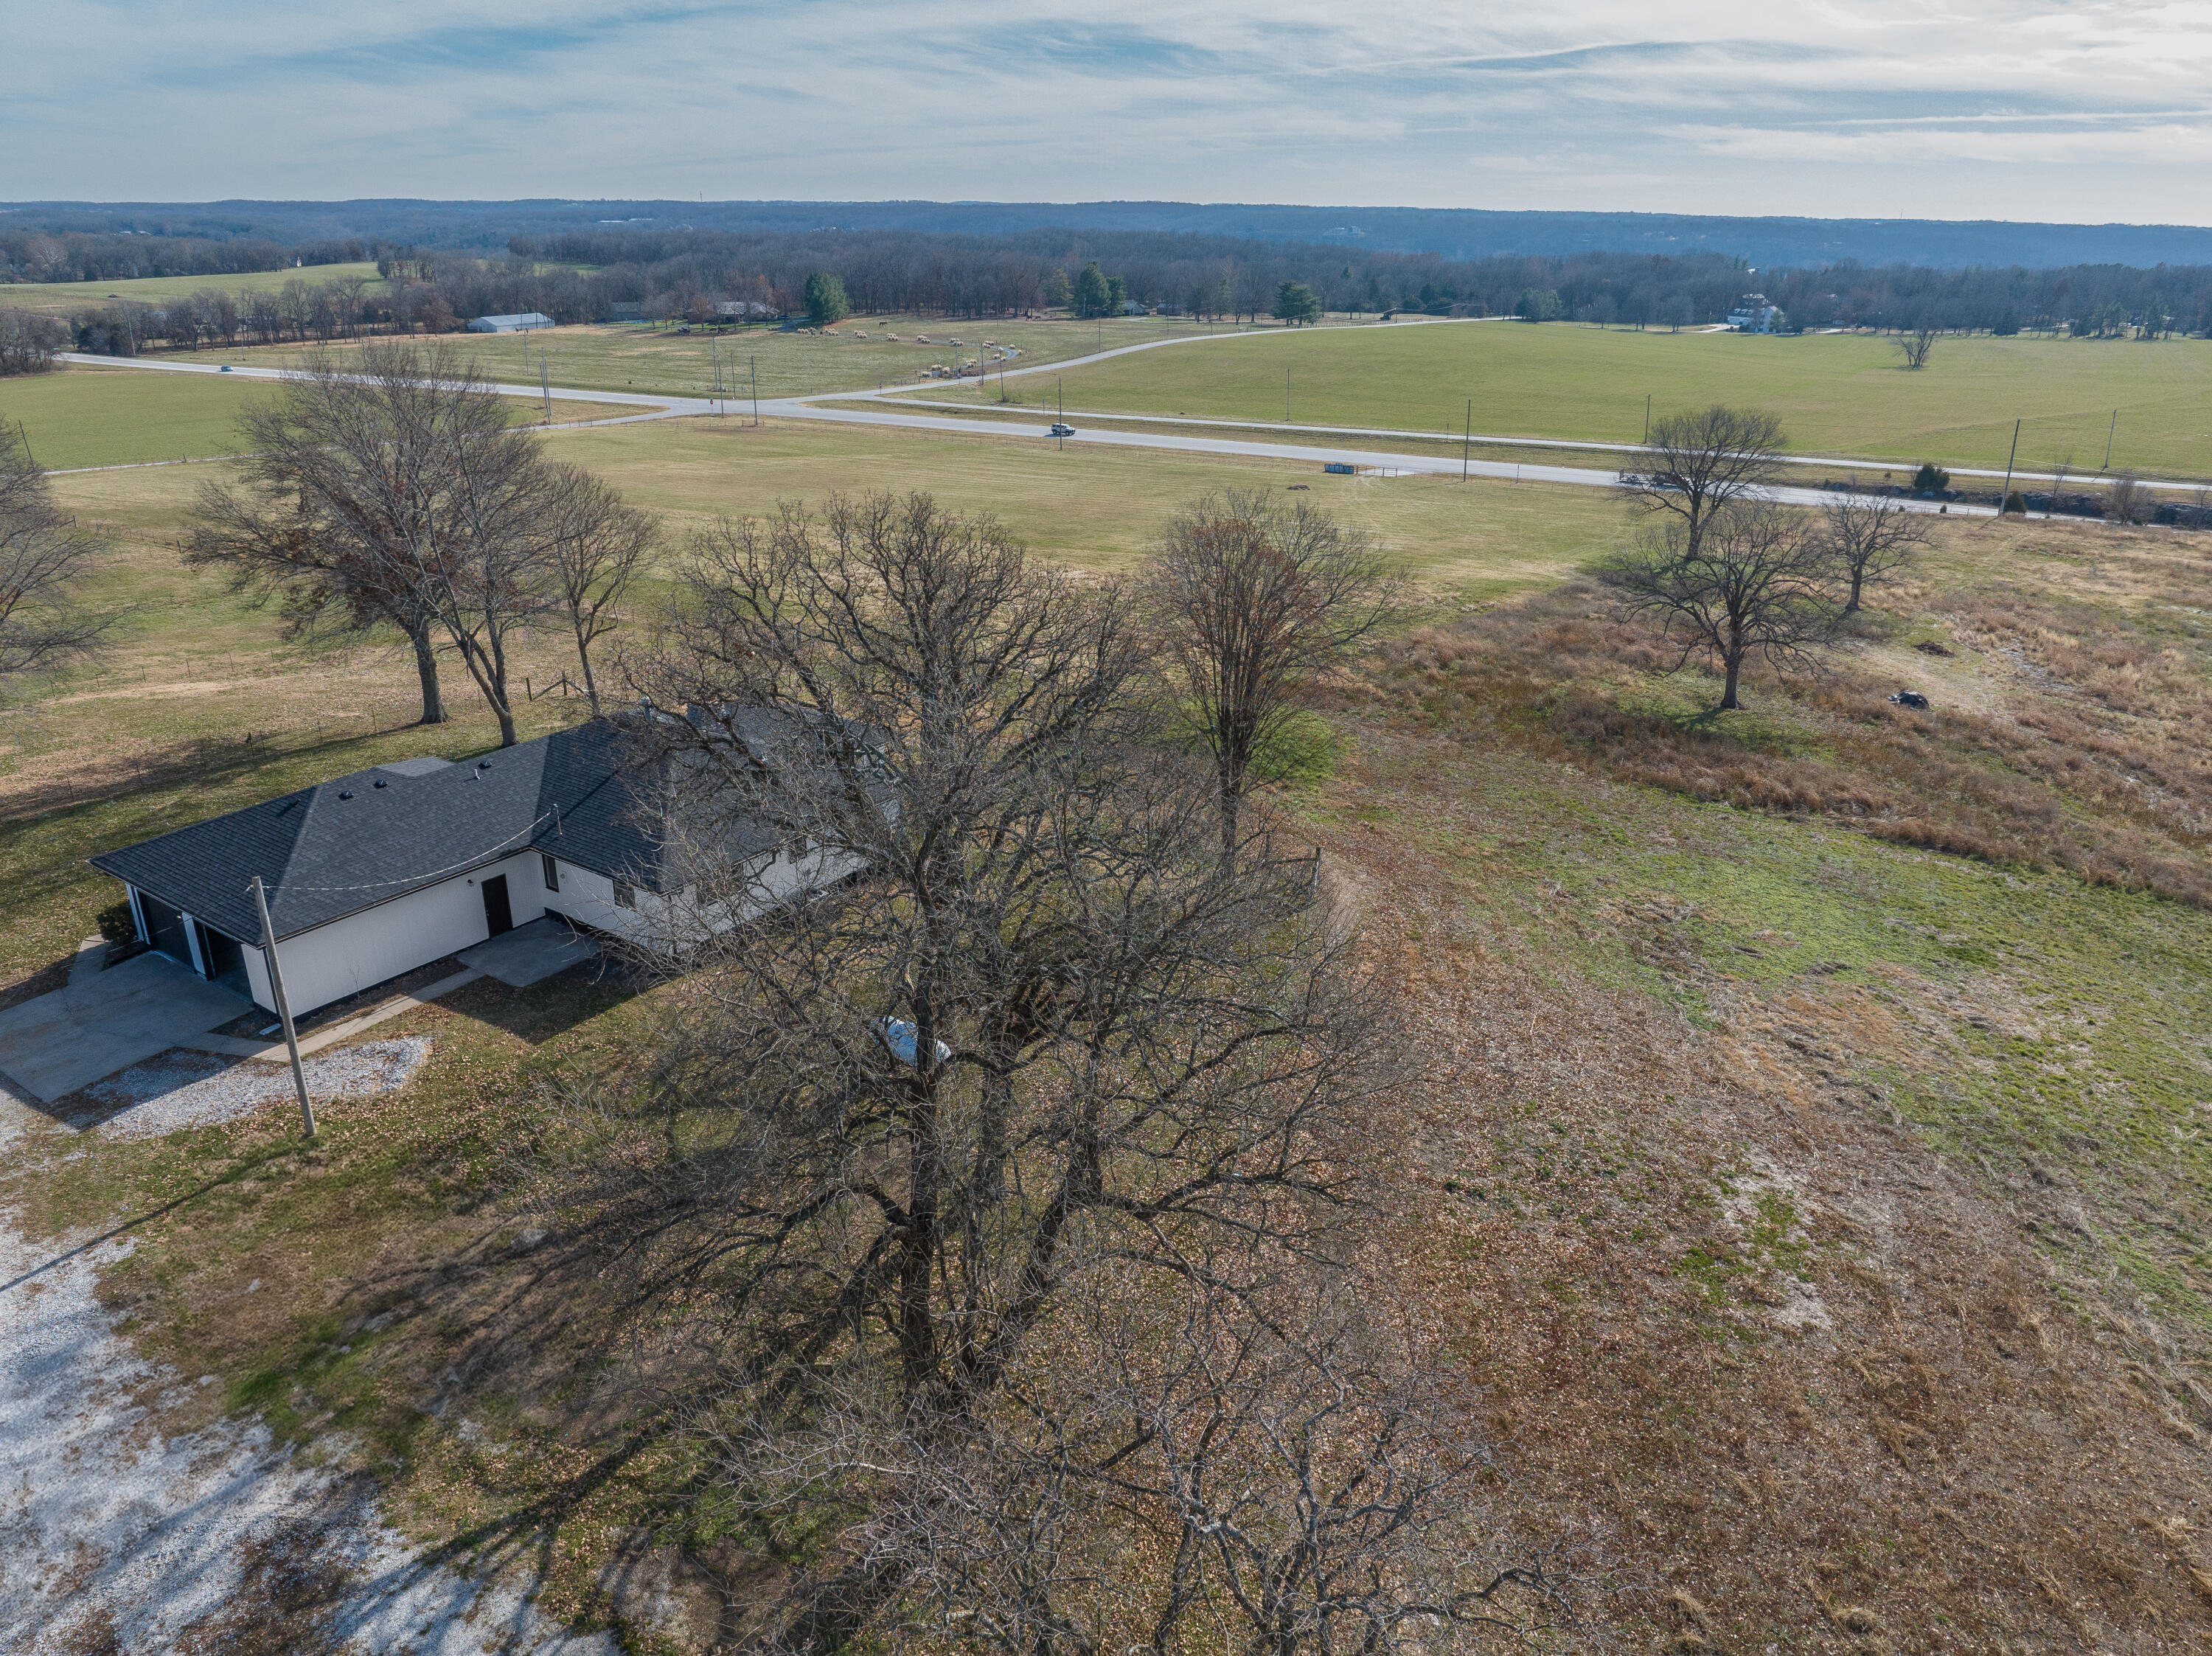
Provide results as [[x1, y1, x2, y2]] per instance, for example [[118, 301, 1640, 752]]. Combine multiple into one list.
[[251, 874, 314, 1140], [1286, 366, 1291, 423], [1462, 397, 1472, 481], [540, 351, 552, 424], [1644, 393, 1651, 443], [1057, 378, 1065, 449], [2103, 408, 2118, 470], [751, 355, 759, 427], [1999, 418, 2020, 512]]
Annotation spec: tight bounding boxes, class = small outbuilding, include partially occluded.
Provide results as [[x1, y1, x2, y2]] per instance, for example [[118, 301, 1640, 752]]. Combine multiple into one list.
[[88, 713, 855, 1017], [467, 312, 555, 333]]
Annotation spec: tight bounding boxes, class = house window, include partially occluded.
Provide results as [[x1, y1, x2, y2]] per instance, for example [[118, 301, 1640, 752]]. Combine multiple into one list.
[[541, 853, 560, 891], [613, 878, 635, 909]]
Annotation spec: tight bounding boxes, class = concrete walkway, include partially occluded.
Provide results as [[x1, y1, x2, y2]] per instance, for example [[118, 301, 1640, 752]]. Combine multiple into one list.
[[181, 968, 482, 1064], [0, 955, 247, 1104], [178, 921, 597, 1066], [459, 917, 599, 988]]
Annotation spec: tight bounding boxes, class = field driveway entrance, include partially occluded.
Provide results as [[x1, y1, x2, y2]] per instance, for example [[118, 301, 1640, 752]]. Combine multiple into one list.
[[0, 953, 248, 1106]]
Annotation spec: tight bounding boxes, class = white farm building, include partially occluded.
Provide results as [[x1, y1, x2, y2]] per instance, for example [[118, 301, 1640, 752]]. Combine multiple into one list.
[[467, 312, 555, 333], [89, 714, 852, 1017], [1727, 294, 1784, 333]]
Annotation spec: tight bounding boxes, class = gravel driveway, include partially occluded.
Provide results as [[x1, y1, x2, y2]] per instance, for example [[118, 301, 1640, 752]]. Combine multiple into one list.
[[0, 1066, 619, 1655]]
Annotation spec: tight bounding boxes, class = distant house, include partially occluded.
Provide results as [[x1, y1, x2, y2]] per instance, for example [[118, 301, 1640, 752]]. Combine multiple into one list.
[[608, 302, 646, 322], [1728, 294, 1784, 333], [714, 300, 777, 320], [467, 312, 555, 333], [88, 713, 862, 1016]]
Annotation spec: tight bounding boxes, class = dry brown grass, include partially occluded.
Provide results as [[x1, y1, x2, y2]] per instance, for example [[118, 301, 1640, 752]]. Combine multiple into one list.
[[1366, 526, 2212, 908], [1318, 728, 2212, 1652]]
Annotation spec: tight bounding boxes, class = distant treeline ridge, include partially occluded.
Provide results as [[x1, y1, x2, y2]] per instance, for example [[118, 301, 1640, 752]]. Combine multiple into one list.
[[34, 226, 2212, 363], [0, 229, 373, 285]]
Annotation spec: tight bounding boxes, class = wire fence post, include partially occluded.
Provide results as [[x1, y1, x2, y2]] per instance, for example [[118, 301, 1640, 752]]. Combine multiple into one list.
[[252, 874, 315, 1139]]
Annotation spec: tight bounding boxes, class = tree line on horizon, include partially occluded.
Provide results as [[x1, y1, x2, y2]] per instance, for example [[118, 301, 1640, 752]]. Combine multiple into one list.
[[20, 222, 2212, 364]]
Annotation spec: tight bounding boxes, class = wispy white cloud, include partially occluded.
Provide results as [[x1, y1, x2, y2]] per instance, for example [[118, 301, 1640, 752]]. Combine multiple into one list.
[[4, 1, 2211, 221]]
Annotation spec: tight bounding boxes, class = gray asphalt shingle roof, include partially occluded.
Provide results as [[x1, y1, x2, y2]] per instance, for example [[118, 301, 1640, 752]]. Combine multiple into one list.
[[89, 717, 776, 944]]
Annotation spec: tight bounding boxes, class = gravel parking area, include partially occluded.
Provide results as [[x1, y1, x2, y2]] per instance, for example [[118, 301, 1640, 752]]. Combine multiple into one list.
[[82, 1037, 434, 1141]]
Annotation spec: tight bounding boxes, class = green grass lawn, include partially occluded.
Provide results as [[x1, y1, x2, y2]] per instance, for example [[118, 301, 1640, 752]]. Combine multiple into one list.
[[544, 412, 1625, 590], [1026, 319, 2212, 479], [0, 261, 389, 313], [1, 366, 281, 470], [0, 365, 647, 471], [164, 313, 1296, 402]]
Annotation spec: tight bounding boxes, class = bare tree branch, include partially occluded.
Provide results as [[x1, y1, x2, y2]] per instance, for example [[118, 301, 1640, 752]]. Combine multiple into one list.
[[0, 422, 121, 681], [1820, 490, 1930, 614], [1601, 499, 1841, 711], [526, 492, 1423, 1652], [1143, 490, 1400, 857], [1618, 405, 1789, 563]]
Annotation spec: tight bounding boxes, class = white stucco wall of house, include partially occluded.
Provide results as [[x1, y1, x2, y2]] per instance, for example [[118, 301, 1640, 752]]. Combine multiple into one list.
[[209, 841, 863, 1015], [252, 851, 546, 1013]]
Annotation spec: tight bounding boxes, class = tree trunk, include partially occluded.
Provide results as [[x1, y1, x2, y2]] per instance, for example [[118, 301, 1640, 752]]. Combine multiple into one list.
[[410, 623, 447, 725], [1845, 565, 1865, 613], [1720, 650, 1743, 710], [573, 619, 602, 714]]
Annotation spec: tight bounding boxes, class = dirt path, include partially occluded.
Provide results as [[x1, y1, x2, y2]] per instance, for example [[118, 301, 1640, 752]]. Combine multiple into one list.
[[0, 1096, 619, 1656]]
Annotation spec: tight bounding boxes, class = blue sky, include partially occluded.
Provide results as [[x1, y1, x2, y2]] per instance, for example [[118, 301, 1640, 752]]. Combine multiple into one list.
[[7, 2, 2212, 221]]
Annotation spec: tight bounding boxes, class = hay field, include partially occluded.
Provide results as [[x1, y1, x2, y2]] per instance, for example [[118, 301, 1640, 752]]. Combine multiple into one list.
[[1026, 318, 2212, 478]]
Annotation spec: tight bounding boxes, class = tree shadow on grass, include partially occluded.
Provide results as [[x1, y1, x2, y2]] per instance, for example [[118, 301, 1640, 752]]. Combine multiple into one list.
[[437, 970, 639, 1048]]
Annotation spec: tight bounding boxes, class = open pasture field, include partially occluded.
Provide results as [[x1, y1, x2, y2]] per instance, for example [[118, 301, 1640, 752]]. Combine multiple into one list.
[[1030, 319, 2212, 479], [14, 391, 2212, 1649], [4, 419, 1624, 993], [0, 363, 649, 471], [0, 260, 388, 313], [10, 475, 2212, 1646], [1, 363, 279, 470], [547, 411, 1622, 588], [166, 311, 1287, 400]]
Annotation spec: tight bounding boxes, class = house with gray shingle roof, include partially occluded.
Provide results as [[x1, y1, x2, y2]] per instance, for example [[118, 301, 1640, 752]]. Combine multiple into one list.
[[87, 713, 841, 1015]]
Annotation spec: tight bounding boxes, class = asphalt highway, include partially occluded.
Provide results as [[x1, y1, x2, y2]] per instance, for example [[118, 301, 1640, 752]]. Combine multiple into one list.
[[49, 341, 2028, 516]]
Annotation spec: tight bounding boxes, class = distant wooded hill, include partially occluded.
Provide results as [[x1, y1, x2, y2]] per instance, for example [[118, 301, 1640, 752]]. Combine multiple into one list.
[[9, 199, 2212, 271], [21, 205, 2212, 354]]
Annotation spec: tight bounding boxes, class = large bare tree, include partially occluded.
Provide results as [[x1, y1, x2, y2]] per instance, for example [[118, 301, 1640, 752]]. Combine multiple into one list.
[[539, 462, 654, 713], [1820, 490, 1930, 613], [0, 423, 118, 679], [187, 341, 559, 740], [530, 493, 1478, 1651], [1603, 499, 1841, 710], [1143, 490, 1397, 857], [1620, 403, 1789, 561]]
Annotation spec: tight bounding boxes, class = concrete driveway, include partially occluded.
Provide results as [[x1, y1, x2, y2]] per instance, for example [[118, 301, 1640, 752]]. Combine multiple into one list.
[[0, 953, 248, 1105]]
